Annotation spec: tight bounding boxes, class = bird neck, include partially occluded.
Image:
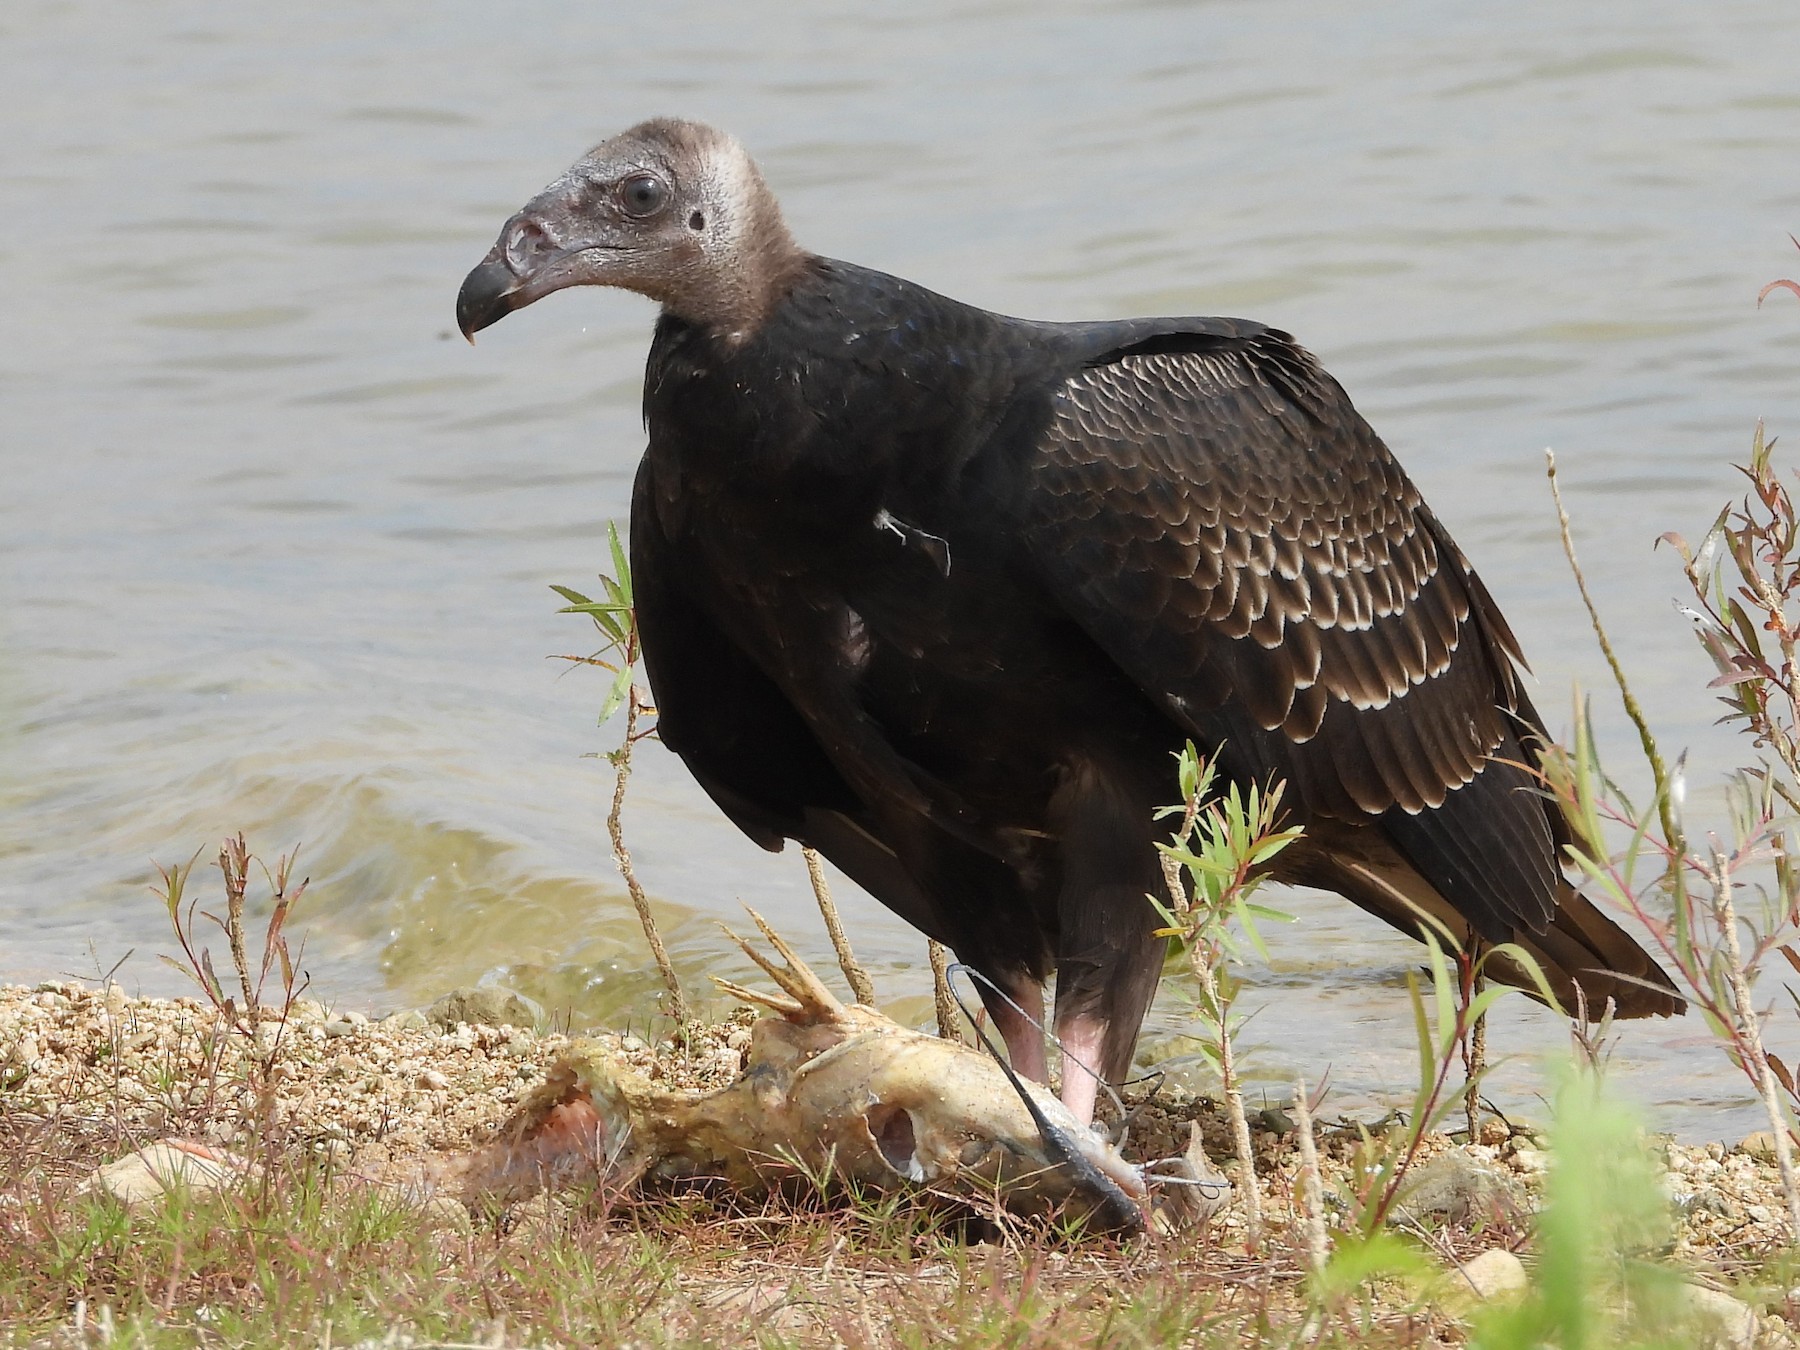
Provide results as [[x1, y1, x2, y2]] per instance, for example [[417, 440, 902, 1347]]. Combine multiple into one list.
[[661, 187, 814, 344]]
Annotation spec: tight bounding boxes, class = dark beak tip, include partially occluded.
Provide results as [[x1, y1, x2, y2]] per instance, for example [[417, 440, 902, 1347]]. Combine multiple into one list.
[[455, 257, 519, 342]]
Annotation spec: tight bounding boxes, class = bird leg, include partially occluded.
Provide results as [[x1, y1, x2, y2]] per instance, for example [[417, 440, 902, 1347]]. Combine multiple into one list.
[[1055, 1012, 1108, 1127], [989, 981, 1048, 1085]]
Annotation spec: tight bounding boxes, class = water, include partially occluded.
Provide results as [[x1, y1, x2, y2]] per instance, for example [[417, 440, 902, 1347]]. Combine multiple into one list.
[[5, 0, 1799, 1138]]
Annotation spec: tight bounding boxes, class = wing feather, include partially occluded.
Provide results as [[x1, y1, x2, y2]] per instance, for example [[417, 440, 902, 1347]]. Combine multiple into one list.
[[1024, 332, 1558, 938]]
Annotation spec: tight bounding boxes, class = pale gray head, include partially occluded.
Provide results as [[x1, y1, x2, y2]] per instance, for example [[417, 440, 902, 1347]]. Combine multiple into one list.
[[456, 118, 806, 343]]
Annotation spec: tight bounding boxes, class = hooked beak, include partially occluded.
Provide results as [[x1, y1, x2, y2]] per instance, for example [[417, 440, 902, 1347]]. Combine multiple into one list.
[[456, 196, 621, 342], [455, 244, 524, 341]]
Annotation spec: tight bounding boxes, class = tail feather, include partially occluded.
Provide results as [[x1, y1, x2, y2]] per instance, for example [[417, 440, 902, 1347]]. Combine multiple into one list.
[[1304, 838, 1684, 1019], [1499, 884, 1684, 1019]]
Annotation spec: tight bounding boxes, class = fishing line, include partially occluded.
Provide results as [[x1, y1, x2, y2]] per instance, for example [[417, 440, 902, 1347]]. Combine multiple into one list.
[[943, 963, 1129, 1121]]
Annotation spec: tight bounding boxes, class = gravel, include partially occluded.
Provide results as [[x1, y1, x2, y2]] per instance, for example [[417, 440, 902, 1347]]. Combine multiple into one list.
[[3, 977, 1798, 1267]]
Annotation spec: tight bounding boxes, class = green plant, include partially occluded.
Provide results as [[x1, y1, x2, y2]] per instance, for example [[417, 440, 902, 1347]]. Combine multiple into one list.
[[1343, 926, 1553, 1239], [1153, 743, 1303, 1247], [151, 833, 309, 1149], [557, 523, 879, 1025], [555, 522, 689, 1023], [1546, 437, 1800, 1237], [1470, 1071, 1688, 1350]]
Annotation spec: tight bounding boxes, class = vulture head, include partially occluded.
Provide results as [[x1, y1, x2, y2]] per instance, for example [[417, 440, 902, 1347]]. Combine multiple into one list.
[[457, 118, 802, 343]]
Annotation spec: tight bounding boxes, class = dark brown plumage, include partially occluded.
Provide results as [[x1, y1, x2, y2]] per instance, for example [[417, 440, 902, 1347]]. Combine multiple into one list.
[[457, 119, 1681, 1124]]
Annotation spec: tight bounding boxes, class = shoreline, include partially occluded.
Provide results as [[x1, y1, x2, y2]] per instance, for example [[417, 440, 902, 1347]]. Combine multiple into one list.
[[5, 976, 1797, 1346]]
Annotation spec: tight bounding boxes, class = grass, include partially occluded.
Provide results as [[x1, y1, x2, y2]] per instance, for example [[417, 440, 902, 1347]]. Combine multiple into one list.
[[0, 1135, 1437, 1348]]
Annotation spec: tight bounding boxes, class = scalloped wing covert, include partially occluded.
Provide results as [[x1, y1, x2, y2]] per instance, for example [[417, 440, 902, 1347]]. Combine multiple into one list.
[[1023, 334, 1558, 939]]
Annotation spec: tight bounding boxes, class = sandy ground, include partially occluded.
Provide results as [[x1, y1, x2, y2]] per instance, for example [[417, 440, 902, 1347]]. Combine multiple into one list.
[[3, 975, 1797, 1343]]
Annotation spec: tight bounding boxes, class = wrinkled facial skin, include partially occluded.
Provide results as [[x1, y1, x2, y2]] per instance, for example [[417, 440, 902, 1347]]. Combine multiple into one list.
[[455, 142, 700, 339], [459, 119, 800, 341]]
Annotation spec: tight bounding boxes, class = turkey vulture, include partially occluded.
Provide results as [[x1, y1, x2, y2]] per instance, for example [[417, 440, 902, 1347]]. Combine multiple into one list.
[[458, 119, 1680, 1125]]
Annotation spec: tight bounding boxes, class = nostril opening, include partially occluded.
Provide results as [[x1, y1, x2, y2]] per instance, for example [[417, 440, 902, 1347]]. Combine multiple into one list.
[[503, 218, 556, 271], [866, 1103, 925, 1182]]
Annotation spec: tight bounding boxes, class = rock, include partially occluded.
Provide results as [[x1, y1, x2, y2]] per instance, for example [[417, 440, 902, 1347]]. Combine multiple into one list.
[[1680, 1186, 1735, 1218], [426, 987, 541, 1032], [1509, 1145, 1548, 1175], [1677, 1283, 1758, 1350], [1734, 1130, 1783, 1164], [1390, 1148, 1527, 1227], [1447, 1248, 1528, 1304], [82, 1139, 247, 1208], [380, 1008, 430, 1033], [1474, 1118, 1511, 1147], [1252, 1105, 1294, 1136]]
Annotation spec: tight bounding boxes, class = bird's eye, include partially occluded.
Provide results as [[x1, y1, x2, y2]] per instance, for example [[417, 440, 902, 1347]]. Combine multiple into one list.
[[619, 173, 669, 219]]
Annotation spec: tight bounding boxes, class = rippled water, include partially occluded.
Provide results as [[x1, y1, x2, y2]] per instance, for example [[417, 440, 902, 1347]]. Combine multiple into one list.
[[5, 0, 1800, 1137]]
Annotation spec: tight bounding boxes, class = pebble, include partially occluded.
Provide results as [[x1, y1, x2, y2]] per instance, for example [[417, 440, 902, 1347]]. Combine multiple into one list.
[[1390, 1148, 1525, 1227], [1736, 1130, 1783, 1164], [1510, 1146, 1548, 1175], [1448, 1248, 1528, 1303], [425, 987, 541, 1032], [83, 1140, 245, 1208], [1676, 1283, 1758, 1350]]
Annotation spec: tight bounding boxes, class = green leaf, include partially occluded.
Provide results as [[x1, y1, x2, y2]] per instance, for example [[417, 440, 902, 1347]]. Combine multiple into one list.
[[597, 664, 635, 727], [1312, 1231, 1434, 1303], [607, 521, 632, 605], [1407, 970, 1436, 1098], [1481, 941, 1560, 1011]]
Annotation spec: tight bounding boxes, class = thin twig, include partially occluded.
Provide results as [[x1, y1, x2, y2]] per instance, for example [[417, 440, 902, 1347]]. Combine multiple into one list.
[[1709, 849, 1800, 1237], [610, 687, 687, 1023], [803, 846, 875, 1004], [928, 940, 962, 1042], [1292, 1075, 1328, 1280], [1547, 449, 1685, 869], [1159, 836, 1262, 1248], [219, 834, 256, 1017], [1463, 967, 1487, 1143]]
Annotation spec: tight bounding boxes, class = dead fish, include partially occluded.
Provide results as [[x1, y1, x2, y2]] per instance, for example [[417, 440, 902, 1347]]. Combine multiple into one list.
[[446, 913, 1152, 1233]]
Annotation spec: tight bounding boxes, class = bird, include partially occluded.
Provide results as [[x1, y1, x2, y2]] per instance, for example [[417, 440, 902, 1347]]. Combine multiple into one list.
[[457, 118, 1681, 1126]]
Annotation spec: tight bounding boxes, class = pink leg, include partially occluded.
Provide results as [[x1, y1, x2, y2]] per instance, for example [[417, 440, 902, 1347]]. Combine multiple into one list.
[[991, 981, 1048, 1084], [1056, 1012, 1107, 1127]]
